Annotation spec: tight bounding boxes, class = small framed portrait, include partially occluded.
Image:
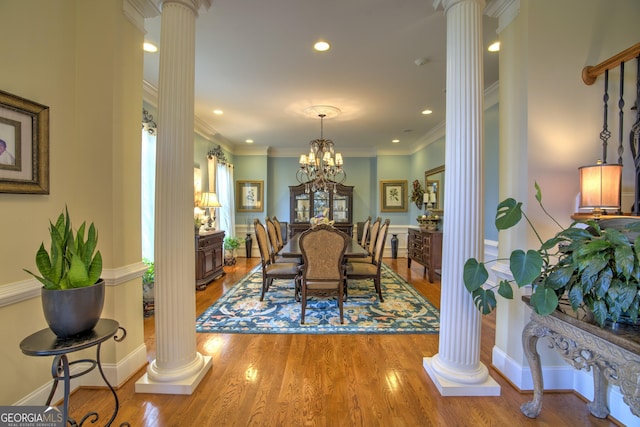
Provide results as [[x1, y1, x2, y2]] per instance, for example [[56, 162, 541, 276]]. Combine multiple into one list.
[[0, 90, 49, 194], [236, 180, 264, 212], [380, 180, 408, 212]]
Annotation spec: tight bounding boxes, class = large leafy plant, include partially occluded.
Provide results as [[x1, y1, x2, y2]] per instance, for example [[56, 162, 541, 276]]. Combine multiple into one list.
[[463, 183, 640, 327], [24, 207, 102, 290]]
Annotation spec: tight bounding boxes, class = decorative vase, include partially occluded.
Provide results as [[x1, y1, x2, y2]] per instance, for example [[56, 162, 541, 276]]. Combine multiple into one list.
[[245, 233, 252, 258], [391, 234, 398, 259], [41, 279, 105, 338]]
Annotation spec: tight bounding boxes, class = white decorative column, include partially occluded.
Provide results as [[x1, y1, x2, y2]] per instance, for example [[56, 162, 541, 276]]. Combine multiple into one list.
[[423, 0, 500, 396], [136, 0, 212, 395]]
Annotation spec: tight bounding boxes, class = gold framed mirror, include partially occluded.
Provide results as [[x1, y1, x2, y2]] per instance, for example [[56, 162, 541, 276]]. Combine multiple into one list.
[[425, 165, 444, 214]]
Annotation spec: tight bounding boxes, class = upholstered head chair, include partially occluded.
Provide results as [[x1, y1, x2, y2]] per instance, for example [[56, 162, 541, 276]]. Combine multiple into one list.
[[298, 224, 349, 324]]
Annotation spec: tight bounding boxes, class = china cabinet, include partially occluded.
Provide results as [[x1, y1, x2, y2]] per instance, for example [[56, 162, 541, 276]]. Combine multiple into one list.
[[289, 182, 353, 236]]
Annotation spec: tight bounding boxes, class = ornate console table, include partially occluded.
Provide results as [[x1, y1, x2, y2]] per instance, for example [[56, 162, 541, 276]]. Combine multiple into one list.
[[521, 297, 640, 419]]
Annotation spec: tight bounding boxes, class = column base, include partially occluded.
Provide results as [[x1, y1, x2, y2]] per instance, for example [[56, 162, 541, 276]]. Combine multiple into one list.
[[423, 356, 501, 396], [135, 355, 212, 395]]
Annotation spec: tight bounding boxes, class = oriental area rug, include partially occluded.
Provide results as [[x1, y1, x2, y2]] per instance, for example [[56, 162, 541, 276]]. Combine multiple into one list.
[[196, 263, 440, 334]]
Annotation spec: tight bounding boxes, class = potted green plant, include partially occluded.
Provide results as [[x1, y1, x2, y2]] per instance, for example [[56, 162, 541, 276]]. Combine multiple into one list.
[[223, 236, 242, 266], [142, 258, 155, 317], [463, 183, 640, 327], [24, 207, 104, 338]]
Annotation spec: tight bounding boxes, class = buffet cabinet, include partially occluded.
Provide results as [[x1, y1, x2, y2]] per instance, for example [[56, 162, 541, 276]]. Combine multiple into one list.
[[289, 182, 354, 236], [195, 230, 225, 290], [407, 227, 442, 283]]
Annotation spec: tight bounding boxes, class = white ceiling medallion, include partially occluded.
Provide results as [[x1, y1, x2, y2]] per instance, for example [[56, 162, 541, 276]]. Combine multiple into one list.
[[302, 105, 341, 120]]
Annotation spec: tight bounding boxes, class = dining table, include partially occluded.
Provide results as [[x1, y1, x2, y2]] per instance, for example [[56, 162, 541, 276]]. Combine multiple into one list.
[[280, 231, 369, 259]]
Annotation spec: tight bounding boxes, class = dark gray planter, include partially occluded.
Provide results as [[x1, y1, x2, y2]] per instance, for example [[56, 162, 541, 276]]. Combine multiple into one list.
[[41, 279, 105, 338]]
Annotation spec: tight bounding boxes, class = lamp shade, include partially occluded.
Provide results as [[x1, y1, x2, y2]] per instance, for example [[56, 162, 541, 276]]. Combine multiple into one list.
[[579, 163, 622, 209], [199, 192, 221, 208]]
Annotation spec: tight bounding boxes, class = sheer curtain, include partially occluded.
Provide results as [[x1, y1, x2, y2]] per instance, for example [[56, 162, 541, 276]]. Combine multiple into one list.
[[216, 162, 235, 238], [141, 130, 156, 261]]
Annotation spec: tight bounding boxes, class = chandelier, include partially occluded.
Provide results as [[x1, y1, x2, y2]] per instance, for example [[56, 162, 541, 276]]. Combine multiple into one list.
[[296, 113, 346, 193]]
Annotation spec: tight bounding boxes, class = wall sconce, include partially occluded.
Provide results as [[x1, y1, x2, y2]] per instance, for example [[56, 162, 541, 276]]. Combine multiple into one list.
[[199, 192, 222, 230], [579, 161, 622, 218]]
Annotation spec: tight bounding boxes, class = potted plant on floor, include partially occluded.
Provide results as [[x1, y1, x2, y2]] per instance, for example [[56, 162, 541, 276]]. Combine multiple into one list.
[[24, 207, 104, 338], [224, 236, 242, 266], [463, 183, 640, 327], [142, 258, 155, 317]]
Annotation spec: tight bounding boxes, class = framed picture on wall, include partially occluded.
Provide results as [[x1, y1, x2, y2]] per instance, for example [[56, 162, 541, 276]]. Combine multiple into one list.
[[0, 90, 49, 194], [236, 180, 264, 212], [380, 180, 407, 212]]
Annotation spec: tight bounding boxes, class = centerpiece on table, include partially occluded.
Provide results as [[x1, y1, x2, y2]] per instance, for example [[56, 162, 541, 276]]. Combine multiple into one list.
[[310, 207, 334, 227], [24, 207, 105, 338]]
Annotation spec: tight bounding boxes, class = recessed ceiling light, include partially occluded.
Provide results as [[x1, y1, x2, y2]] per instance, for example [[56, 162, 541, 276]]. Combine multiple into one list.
[[213, 109, 223, 115], [314, 40, 330, 52], [392, 139, 400, 144], [245, 139, 254, 144], [422, 109, 433, 115], [143, 42, 158, 53], [488, 41, 500, 52]]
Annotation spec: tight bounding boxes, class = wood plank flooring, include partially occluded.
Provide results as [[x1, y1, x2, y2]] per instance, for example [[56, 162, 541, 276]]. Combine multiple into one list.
[[68, 258, 620, 426]]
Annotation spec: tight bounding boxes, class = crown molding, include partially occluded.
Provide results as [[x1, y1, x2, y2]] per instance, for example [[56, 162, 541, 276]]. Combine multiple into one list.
[[142, 80, 158, 107], [485, 0, 520, 33], [124, 0, 160, 33]]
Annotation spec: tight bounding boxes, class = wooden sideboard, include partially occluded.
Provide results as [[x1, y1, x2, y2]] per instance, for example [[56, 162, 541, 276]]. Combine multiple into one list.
[[407, 227, 442, 283], [195, 230, 225, 290]]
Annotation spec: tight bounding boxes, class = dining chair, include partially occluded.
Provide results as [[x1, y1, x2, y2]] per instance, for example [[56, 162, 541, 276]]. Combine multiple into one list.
[[359, 216, 372, 248], [267, 216, 302, 264], [272, 216, 286, 247], [345, 218, 390, 302], [298, 223, 349, 324], [265, 217, 288, 263], [350, 216, 381, 264], [254, 219, 300, 301]]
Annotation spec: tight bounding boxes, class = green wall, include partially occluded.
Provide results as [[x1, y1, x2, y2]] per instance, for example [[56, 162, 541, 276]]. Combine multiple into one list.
[[229, 100, 499, 237]]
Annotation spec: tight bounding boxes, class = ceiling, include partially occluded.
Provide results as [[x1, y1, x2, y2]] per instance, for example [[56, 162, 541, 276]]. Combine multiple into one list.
[[143, 0, 499, 157]]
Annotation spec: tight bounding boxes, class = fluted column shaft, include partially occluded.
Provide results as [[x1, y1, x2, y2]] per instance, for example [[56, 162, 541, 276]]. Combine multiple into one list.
[[424, 0, 500, 396], [136, 0, 212, 394]]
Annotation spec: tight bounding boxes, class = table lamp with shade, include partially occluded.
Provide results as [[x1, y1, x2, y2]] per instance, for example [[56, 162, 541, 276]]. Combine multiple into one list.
[[578, 161, 622, 219], [199, 192, 222, 230]]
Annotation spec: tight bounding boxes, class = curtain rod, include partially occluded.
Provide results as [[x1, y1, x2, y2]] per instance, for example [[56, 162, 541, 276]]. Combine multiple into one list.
[[582, 42, 640, 85]]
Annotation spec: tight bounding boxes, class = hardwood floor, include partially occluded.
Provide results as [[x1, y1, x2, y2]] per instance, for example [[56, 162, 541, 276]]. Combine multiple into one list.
[[68, 258, 620, 426]]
